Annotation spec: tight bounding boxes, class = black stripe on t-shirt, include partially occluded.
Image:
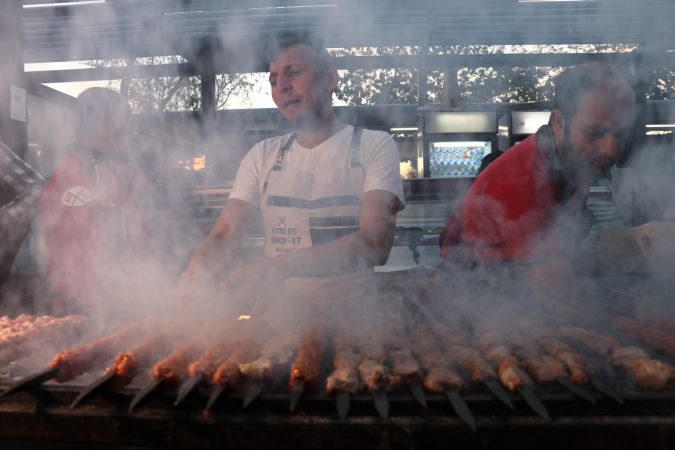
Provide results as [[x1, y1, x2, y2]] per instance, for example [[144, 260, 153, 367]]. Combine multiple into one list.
[[266, 195, 361, 209]]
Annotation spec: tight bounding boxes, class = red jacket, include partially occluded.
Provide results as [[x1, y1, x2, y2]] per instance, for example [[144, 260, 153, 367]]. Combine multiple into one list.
[[439, 132, 591, 265], [39, 151, 147, 309]]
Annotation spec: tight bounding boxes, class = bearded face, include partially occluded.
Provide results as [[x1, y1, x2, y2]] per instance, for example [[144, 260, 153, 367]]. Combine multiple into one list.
[[268, 44, 337, 129], [552, 80, 636, 182]]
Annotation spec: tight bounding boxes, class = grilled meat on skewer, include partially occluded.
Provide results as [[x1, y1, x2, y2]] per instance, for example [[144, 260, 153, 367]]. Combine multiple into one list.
[[238, 331, 299, 382], [107, 333, 170, 388], [212, 339, 254, 387], [610, 347, 675, 390], [434, 326, 497, 383], [639, 314, 675, 336], [151, 337, 206, 387], [188, 337, 234, 380], [408, 326, 464, 392], [521, 354, 568, 384], [476, 330, 533, 392], [289, 327, 326, 392], [613, 316, 675, 360], [542, 339, 588, 384], [558, 326, 621, 356], [326, 329, 363, 395], [357, 332, 398, 391], [409, 326, 476, 429], [0, 314, 47, 337], [560, 326, 675, 390], [387, 322, 423, 382], [49, 317, 154, 382], [0, 315, 87, 363]]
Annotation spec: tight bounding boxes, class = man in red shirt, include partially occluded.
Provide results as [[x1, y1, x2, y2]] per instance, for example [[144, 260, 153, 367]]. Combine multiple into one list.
[[440, 63, 637, 279], [39, 88, 148, 312]]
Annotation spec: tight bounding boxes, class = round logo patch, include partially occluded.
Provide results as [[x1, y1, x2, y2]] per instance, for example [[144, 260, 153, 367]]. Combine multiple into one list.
[[61, 186, 92, 207]]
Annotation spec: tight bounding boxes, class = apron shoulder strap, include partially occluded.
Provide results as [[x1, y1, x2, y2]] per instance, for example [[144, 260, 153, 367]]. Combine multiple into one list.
[[263, 133, 296, 197], [350, 126, 363, 168], [272, 133, 296, 171]]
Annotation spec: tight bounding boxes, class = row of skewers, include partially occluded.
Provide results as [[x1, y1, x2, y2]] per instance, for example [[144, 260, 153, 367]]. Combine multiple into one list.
[[0, 313, 87, 364], [3, 304, 675, 430]]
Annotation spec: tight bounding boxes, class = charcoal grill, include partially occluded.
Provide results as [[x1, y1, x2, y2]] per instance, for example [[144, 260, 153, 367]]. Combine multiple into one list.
[[2, 378, 675, 449]]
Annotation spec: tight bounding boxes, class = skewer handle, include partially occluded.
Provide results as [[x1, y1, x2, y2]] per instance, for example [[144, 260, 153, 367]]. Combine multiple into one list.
[[336, 391, 350, 421], [445, 390, 477, 431], [0, 366, 60, 398], [518, 385, 550, 420], [70, 370, 116, 409]]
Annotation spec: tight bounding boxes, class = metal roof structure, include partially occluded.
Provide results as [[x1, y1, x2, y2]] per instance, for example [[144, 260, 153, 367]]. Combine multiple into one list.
[[22, 0, 675, 72]]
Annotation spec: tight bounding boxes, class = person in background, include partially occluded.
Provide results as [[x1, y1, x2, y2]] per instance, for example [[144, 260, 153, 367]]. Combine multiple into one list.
[[0, 141, 46, 286], [39, 88, 149, 313], [476, 149, 503, 175], [439, 62, 637, 288], [178, 33, 405, 308]]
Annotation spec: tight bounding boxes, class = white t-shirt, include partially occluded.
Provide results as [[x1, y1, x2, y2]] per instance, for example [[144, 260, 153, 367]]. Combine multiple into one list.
[[230, 125, 405, 209]]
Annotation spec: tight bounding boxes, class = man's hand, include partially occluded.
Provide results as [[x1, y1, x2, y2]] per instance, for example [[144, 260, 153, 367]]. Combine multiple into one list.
[[217, 260, 282, 316], [521, 258, 581, 298], [219, 259, 282, 290], [175, 252, 209, 305], [175, 198, 256, 305]]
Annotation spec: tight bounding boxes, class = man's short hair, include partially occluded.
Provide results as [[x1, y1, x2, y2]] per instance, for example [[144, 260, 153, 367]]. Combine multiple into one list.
[[265, 31, 333, 70], [76, 87, 130, 136], [551, 62, 635, 120]]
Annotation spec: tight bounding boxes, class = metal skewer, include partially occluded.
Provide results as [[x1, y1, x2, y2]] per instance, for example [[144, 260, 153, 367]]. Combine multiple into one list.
[[175, 373, 204, 406], [590, 376, 623, 404], [445, 390, 477, 431], [128, 377, 166, 413], [205, 383, 227, 412], [0, 366, 60, 398], [408, 378, 427, 407], [518, 385, 550, 420], [242, 381, 264, 408], [70, 371, 116, 408], [556, 377, 596, 404], [289, 380, 305, 413], [372, 388, 389, 420], [336, 391, 350, 421], [483, 378, 514, 409]]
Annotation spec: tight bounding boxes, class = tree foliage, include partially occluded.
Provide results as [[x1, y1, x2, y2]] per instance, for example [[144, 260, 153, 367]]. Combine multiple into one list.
[[89, 56, 256, 112], [332, 44, 645, 105], [645, 68, 675, 100]]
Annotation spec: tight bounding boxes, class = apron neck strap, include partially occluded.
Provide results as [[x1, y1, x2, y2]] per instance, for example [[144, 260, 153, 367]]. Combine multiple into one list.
[[349, 126, 363, 168], [274, 126, 363, 171], [273, 133, 296, 170]]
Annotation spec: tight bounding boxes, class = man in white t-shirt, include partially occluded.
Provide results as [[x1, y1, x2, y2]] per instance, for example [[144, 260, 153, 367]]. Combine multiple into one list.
[[178, 33, 404, 305]]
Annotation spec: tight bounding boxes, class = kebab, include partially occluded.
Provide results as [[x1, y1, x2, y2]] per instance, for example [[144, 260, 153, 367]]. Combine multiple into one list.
[[287, 326, 326, 412], [356, 328, 397, 420], [613, 316, 675, 360], [513, 322, 597, 404], [559, 326, 675, 390], [433, 325, 514, 409], [408, 325, 476, 430], [326, 328, 363, 420], [385, 320, 428, 406], [175, 335, 234, 406], [70, 333, 170, 408], [0, 314, 48, 338], [639, 314, 675, 336], [1, 316, 153, 398], [0, 314, 87, 364], [205, 338, 255, 411], [474, 327, 550, 420], [129, 336, 206, 413], [238, 330, 300, 408]]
